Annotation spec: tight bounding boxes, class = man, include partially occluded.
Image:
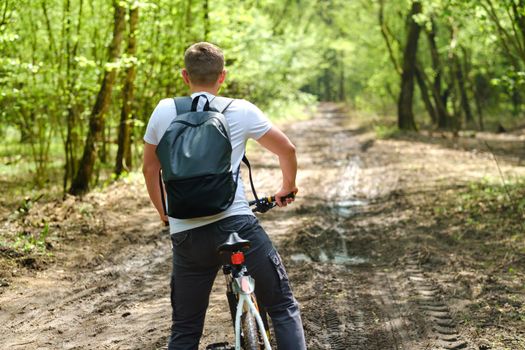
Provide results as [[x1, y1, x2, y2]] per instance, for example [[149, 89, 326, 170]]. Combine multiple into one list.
[[142, 42, 306, 350]]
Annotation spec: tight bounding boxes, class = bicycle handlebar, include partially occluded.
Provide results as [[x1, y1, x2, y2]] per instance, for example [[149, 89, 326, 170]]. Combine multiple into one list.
[[249, 192, 296, 213]]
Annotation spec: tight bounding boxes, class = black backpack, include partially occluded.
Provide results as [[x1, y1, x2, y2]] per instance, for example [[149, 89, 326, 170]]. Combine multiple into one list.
[[156, 95, 242, 219]]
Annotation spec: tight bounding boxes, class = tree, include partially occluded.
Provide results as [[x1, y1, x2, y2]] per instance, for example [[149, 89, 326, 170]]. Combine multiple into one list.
[[397, 1, 422, 131], [115, 4, 139, 177], [2, 0, 525, 194], [69, 0, 126, 195]]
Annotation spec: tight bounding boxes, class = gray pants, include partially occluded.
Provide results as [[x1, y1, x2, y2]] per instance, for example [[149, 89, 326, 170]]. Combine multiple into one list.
[[168, 215, 306, 350]]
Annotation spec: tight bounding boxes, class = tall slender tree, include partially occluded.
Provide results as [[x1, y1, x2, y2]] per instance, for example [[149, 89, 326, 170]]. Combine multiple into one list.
[[115, 4, 139, 177], [69, 0, 126, 195], [397, 1, 422, 130]]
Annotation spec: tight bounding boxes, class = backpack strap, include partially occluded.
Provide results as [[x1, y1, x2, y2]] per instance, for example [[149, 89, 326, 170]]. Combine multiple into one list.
[[161, 96, 190, 220], [191, 94, 210, 111], [210, 96, 235, 114], [159, 170, 168, 217], [241, 155, 259, 201], [173, 97, 192, 115], [175, 96, 234, 114]]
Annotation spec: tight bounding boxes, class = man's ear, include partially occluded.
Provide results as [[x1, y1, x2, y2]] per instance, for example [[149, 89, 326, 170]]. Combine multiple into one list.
[[181, 69, 191, 86], [217, 70, 227, 84]]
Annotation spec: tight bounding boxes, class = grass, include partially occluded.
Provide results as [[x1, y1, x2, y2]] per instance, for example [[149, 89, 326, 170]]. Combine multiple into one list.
[[0, 124, 146, 213], [373, 124, 401, 139], [414, 176, 525, 348], [458, 177, 525, 230], [11, 223, 51, 254], [428, 176, 525, 278], [0, 191, 54, 258]]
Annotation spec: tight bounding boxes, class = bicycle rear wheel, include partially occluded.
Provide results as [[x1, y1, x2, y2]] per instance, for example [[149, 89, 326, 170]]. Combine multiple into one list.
[[241, 309, 260, 350]]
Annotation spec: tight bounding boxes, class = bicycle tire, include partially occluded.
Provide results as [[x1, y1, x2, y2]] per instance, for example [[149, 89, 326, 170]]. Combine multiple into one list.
[[241, 310, 260, 350]]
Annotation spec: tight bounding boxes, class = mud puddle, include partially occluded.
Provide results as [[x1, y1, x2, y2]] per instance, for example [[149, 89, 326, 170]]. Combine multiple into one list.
[[331, 199, 368, 218], [273, 105, 474, 349], [290, 239, 368, 265]]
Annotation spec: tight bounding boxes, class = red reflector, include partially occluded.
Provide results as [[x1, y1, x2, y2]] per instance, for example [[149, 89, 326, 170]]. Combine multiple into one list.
[[231, 252, 245, 265]]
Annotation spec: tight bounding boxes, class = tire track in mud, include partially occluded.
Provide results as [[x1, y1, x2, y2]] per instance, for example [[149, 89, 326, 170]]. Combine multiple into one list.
[[0, 208, 173, 350], [404, 252, 468, 350], [280, 106, 411, 349], [290, 228, 471, 349], [297, 264, 367, 350], [280, 105, 471, 349]]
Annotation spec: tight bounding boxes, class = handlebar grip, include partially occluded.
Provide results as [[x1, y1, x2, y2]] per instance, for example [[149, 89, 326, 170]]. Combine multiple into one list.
[[269, 192, 296, 203], [248, 192, 296, 209]]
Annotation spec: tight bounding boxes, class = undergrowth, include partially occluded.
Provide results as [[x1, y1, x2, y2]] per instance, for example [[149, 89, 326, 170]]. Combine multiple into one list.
[[450, 177, 525, 234]]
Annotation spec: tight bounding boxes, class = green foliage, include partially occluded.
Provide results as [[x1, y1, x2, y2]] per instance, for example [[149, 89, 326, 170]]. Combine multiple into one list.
[[373, 124, 400, 139], [456, 177, 525, 232], [0, 0, 524, 194], [11, 224, 51, 254]]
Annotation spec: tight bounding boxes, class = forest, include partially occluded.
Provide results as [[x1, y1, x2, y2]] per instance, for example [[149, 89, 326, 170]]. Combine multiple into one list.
[[1, 0, 524, 194], [1, 0, 525, 349]]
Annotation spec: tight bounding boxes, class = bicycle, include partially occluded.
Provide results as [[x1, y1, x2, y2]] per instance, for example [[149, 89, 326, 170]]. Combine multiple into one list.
[[206, 193, 295, 350]]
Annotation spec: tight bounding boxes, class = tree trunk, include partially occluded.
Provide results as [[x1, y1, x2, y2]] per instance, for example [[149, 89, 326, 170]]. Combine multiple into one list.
[[424, 20, 458, 129], [397, 1, 422, 131], [339, 54, 345, 101], [447, 24, 462, 132], [415, 65, 437, 124], [185, 0, 193, 46], [425, 19, 453, 128], [64, 106, 79, 191], [512, 0, 525, 53], [69, 1, 126, 195], [473, 84, 485, 131], [454, 55, 473, 125], [511, 88, 521, 117], [203, 0, 209, 41], [437, 87, 452, 129], [63, 0, 84, 192], [115, 5, 139, 177], [323, 68, 330, 101], [100, 122, 108, 164]]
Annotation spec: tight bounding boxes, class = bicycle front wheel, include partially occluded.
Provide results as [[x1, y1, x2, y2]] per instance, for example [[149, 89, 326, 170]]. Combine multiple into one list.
[[241, 309, 260, 350]]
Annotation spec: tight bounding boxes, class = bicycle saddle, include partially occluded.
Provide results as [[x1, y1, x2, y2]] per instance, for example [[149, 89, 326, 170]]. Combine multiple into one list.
[[217, 232, 251, 253]]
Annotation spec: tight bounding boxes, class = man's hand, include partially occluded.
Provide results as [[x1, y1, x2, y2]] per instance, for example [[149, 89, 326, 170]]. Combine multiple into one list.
[[143, 142, 169, 224], [257, 127, 298, 208], [274, 187, 298, 207], [161, 214, 169, 226]]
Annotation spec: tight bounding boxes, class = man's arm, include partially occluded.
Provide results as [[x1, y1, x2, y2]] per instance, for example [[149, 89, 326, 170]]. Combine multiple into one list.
[[142, 142, 168, 223], [256, 126, 298, 207]]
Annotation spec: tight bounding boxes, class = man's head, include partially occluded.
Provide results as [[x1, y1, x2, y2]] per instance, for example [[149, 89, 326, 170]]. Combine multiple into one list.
[[182, 42, 226, 91]]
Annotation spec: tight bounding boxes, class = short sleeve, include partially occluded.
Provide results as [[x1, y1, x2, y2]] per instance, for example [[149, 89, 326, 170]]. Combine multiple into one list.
[[143, 99, 175, 145], [143, 112, 158, 145], [242, 101, 272, 140]]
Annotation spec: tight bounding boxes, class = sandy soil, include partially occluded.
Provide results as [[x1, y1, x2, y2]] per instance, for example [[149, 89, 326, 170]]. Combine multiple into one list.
[[1, 104, 524, 349]]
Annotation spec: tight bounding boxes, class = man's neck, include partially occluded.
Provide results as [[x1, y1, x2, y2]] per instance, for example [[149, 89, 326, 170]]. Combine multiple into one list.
[[190, 86, 219, 95]]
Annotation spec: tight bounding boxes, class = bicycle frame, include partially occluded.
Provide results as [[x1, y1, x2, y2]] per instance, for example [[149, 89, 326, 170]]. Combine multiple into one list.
[[212, 193, 295, 350], [232, 275, 272, 350], [220, 250, 272, 350]]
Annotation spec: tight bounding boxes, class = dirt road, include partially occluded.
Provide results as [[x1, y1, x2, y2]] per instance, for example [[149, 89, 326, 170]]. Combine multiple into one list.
[[1, 104, 524, 349]]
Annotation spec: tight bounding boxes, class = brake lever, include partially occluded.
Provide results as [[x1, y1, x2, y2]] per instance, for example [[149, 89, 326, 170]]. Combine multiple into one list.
[[252, 198, 276, 213]]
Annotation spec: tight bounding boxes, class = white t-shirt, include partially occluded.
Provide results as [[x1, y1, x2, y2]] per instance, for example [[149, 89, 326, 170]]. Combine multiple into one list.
[[144, 92, 272, 234]]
